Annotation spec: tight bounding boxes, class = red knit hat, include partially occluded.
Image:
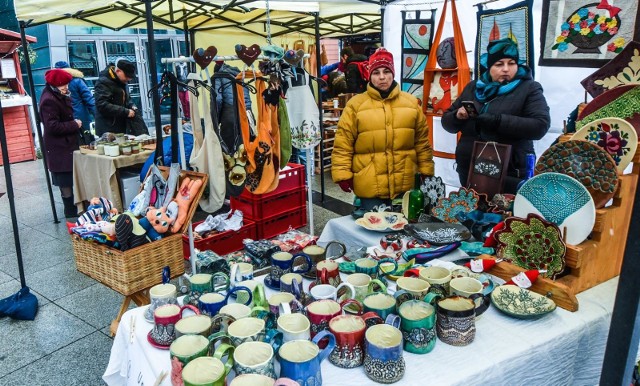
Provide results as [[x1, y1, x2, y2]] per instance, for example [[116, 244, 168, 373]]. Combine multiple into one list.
[[45, 69, 73, 87], [368, 48, 394, 77]]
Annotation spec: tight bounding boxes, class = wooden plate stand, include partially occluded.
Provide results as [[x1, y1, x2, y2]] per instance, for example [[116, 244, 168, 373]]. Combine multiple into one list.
[[481, 139, 639, 312]]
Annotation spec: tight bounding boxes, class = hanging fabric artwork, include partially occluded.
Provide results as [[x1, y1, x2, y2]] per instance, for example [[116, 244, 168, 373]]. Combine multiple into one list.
[[236, 71, 280, 194], [475, 0, 534, 78], [285, 71, 321, 150], [539, 0, 640, 67], [401, 10, 436, 104], [188, 80, 226, 212]]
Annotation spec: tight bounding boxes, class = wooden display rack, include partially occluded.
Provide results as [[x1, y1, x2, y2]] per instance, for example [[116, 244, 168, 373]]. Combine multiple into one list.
[[482, 141, 640, 312]]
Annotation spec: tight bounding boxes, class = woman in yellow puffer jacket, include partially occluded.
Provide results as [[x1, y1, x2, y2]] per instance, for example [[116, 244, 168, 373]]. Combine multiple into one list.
[[331, 48, 434, 209]]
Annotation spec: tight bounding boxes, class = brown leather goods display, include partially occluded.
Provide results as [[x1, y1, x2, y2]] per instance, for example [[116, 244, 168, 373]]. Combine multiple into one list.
[[422, 0, 471, 159], [236, 71, 280, 194], [466, 141, 511, 197]]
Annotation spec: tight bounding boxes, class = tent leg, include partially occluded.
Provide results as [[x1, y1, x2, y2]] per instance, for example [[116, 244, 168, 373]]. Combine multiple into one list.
[[19, 21, 59, 224], [314, 12, 325, 204], [145, 0, 164, 164], [306, 148, 315, 237]]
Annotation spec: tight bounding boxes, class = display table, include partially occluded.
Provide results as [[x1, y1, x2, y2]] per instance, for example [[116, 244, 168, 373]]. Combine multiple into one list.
[[103, 272, 619, 386], [72, 150, 152, 211]]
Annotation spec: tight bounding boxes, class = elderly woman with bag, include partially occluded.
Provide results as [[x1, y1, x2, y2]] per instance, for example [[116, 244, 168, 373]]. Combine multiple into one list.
[[332, 48, 434, 210], [39, 68, 83, 218]]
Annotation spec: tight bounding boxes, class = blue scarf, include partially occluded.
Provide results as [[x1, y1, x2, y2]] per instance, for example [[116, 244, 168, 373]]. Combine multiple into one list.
[[474, 65, 531, 104]]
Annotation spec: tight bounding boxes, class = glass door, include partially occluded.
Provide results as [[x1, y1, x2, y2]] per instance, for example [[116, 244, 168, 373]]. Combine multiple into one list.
[[103, 40, 145, 119]]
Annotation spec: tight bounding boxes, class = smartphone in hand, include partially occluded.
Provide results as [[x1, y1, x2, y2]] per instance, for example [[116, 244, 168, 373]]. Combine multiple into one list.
[[461, 101, 479, 117]]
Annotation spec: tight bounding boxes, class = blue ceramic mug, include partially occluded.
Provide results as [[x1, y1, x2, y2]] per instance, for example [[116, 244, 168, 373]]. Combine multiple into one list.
[[197, 286, 252, 316], [363, 323, 405, 383], [278, 330, 336, 386], [270, 251, 312, 287]]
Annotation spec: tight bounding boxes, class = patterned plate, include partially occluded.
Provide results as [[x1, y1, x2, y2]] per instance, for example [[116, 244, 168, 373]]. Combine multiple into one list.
[[572, 117, 638, 172], [431, 188, 479, 223], [404, 222, 471, 245], [495, 213, 566, 279], [576, 84, 640, 136], [514, 172, 595, 246], [490, 285, 556, 319], [420, 176, 446, 210], [355, 212, 408, 232], [535, 140, 619, 208]]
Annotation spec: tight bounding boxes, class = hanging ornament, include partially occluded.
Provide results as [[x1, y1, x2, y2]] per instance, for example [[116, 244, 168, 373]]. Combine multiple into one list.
[[504, 270, 547, 289], [192, 46, 217, 69], [235, 44, 261, 67]]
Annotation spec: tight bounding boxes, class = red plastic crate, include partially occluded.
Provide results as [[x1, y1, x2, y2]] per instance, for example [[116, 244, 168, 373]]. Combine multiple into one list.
[[182, 219, 257, 258], [257, 205, 307, 239], [236, 163, 305, 201], [231, 186, 306, 221]]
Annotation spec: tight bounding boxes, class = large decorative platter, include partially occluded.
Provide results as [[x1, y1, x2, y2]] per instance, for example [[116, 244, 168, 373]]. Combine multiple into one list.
[[490, 285, 556, 319], [420, 175, 446, 210], [572, 117, 638, 172], [514, 173, 595, 246], [495, 213, 566, 279], [431, 188, 479, 223], [535, 140, 619, 208], [355, 212, 408, 232], [404, 222, 471, 245], [576, 84, 640, 136]]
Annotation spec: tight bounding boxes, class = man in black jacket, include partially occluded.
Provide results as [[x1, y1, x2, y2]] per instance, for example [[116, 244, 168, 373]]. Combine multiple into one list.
[[94, 58, 137, 136]]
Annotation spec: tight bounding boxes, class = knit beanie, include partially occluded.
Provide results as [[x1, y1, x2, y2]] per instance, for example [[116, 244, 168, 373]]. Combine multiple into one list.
[[368, 48, 395, 77], [44, 69, 73, 87], [486, 38, 520, 69]]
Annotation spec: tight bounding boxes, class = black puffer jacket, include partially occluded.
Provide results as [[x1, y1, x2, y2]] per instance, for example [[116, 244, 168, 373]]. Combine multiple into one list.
[[93, 66, 134, 136], [345, 54, 369, 94], [441, 78, 550, 191]]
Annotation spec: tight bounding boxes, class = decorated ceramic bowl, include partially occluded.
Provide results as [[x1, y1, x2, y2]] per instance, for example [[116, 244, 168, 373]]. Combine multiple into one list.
[[490, 285, 557, 319]]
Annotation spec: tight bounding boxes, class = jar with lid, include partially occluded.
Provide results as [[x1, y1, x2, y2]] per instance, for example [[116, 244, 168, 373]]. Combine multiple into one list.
[[120, 143, 132, 156]]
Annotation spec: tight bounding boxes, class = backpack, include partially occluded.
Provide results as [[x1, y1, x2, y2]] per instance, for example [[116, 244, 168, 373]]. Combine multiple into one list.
[[345, 58, 369, 94]]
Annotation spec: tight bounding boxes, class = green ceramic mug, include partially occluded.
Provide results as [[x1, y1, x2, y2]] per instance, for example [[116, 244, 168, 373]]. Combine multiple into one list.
[[181, 343, 234, 386], [170, 334, 211, 381], [363, 292, 397, 320], [186, 273, 231, 306], [398, 300, 437, 354]]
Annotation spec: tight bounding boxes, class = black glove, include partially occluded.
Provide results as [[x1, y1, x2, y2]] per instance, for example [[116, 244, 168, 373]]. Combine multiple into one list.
[[474, 113, 502, 133]]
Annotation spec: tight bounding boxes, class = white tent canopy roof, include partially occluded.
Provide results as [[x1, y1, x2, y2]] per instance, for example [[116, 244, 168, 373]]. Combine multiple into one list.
[[16, 0, 383, 37]]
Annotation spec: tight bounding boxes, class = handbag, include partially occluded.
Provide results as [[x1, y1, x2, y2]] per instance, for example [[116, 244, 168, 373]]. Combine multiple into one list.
[[78, 126, 94, 146], [125, 109, 149, 136]]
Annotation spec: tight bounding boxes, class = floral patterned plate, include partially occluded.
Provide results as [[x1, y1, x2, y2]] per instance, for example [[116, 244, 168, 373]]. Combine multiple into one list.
[[431, 188, 479, 223], [514, 172, 595, 246], [404, 222, 471, 245], [572, 117, 638, 172], [535, 140, 619, 208], [490, 285, 556, 319], [420, 176, 446, 211], [576, 85, 640, 135], [355, 212, 408, 232], [495, 213, 566, 279]]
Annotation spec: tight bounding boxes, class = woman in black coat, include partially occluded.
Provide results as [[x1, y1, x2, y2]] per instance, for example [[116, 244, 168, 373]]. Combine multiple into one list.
[[40, 68, 82, 218], [441, 38, 550, 193]]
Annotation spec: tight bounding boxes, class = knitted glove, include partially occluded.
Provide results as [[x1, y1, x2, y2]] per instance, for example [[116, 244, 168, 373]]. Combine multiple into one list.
[[337, 179, 353, 193]]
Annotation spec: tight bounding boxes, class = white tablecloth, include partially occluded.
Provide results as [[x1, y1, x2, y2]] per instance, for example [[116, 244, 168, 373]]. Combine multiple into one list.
[[103, 269, 619, 386]]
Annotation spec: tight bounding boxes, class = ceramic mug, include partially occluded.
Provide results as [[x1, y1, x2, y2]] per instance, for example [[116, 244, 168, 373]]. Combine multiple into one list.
[[315, 260, 342, 287], [328, 313, 384, 368], [170, 334, 210, 383], [396, 276, 431, 300], [186, 273, 231, 305], [209, 316, 282, 348], [278, 330, 336, 386], [268, 292, 303, 317], [306, 299, 362, 339], [274, 378, 302, 386], [345, 273, 387, 306], [234, 280, 259, 307], [233, 341, 278, 379], [363, 292, 397, 320], [418, 266, 452, 296], [230, 374, 276, 386], [219, 303, 265, 321], [354, 258, 398, 280], [280, 273, 304, 298], [449, 277, 490, 315], [277, 312, 311, 342], [363, 323, 405, 383], [197, 286, 252, 317], [145, 283, 178, 321], [309, 283, 356, 301], [436, 295, 486, 346], [181, 343, 234, 386], [150, 304, 199, 347], [270, 251, 312, 287], [398, 300, 437, 354], [175, 314, 213, 338], [230, 262, 254, 286]]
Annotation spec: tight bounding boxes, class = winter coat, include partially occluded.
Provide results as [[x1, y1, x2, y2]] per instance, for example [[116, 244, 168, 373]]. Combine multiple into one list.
[[332, 83, 434, 199], [93, 66, 134, 136], [345, 54, 369, 94], [212, 63, 252, 149], [441, 79, 550, 188], [62, 67, 95, 130], [39, 85, 79, 173]]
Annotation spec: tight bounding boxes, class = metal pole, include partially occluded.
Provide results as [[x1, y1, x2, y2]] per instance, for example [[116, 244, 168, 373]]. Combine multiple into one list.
[[314, 12, 325, 203], [0, 98, 27, 288], [145, 0, 164, 164], [19, 21, 59, 224], [600, 176, 640, 385], [380, 0, 386, 45]]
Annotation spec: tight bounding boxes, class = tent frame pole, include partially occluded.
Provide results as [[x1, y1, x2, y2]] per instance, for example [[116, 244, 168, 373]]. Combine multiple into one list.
[[315, 12, 325, 204], [19, 21, 59, 224], [145, 0, 164, 165]]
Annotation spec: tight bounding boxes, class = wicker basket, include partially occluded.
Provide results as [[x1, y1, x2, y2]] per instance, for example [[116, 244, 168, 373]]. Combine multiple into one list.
[[71, 167, 208, 295]]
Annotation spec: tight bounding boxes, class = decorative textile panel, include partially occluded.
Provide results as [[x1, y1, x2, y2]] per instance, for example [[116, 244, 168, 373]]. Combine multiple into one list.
[[401, 10, 436, 104]]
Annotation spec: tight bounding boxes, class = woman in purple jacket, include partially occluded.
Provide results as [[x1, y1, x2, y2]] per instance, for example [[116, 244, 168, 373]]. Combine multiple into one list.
[[39, 68, 83, 218]]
